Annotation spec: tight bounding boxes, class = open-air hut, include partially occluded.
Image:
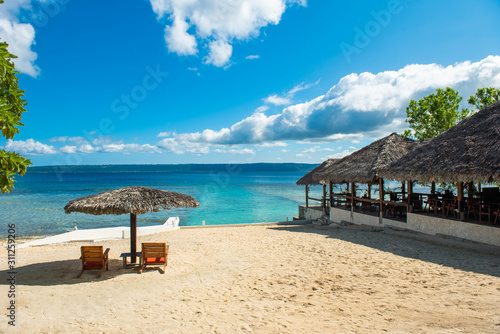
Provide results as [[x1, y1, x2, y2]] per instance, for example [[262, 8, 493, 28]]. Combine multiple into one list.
[[380, 101, 500, 219], [314, 133, 418, 220], [296, 159, 338, 211]]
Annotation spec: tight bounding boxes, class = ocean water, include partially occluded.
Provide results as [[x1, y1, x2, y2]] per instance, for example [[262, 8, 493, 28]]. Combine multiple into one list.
[[1, 164, 325, 237]]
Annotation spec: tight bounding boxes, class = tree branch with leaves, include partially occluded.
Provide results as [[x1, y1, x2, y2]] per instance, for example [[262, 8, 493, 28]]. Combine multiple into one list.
[[467, 87, 500, 111], [0, 38, 32, 193], [402, 87, 473, 141]]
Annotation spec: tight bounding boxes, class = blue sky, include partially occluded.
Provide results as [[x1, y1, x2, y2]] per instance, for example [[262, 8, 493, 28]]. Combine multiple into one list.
[[1, 0, 500, 166]]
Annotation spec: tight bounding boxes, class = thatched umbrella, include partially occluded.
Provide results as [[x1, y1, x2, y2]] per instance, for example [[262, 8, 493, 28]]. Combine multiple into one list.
[[296, 159, 339, 209], [380, 101, 500, 184], [64, 186, 199, 263]]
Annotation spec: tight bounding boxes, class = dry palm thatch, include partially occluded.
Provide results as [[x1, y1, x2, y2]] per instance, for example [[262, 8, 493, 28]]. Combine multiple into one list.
[[64, 186, 199, 215], [314, 133, 418, 184], [380, 101, 500, 183], [296, 159, 339, 185]]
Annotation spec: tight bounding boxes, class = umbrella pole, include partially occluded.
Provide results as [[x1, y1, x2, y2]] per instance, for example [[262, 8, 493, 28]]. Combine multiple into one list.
[[131, 213, 137, 263]]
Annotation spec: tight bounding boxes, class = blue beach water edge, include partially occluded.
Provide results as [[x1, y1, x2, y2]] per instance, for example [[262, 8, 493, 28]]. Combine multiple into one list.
[[1, 163, 322, 237]]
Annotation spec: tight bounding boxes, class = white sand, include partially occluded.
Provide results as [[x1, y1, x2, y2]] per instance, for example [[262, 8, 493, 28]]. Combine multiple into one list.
[[1, 223, 500, 333]]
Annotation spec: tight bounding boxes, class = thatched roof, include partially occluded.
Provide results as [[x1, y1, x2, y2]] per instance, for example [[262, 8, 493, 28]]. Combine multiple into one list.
[[313, 133, 418, 184], [64, 186, 200, 215], [296, 159, 339, 185], [380, 101, 500, 183]]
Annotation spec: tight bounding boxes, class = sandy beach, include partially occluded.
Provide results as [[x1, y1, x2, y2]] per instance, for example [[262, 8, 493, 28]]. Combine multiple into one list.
[[1, 223, 500, 333]]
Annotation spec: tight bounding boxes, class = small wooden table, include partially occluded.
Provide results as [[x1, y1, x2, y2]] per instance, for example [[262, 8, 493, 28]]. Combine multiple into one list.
[[120, 252, 142, 268]]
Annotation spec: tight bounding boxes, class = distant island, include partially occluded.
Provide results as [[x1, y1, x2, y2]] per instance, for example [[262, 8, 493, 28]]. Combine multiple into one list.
[[29, 163, 318, 174]]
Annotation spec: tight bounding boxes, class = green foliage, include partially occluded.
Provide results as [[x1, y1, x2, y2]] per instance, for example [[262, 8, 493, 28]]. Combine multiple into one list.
[[0, 36, 32, 193], [467, 87, 500, 110], [402, 87, 473, 141]]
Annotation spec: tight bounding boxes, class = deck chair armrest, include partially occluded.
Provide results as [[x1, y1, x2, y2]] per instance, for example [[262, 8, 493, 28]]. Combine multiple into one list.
[[103, 248, 110, 259]]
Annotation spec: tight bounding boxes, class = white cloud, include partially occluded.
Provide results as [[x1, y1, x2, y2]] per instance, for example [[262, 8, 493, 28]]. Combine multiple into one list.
[[288, 81, 319, 96], [6, 137, 161, 156], [157, 137, 210, 155], [302, 146, 335, 154], [254, 105, 270, 113], [164, 16, 197, 55], [100, 144, 162, 154], [0, 1, 39, 76], [155, 56, 500, 151], [157, 132, 171, 138], [78, 144, 97, 154], [215, 148, 255, 154], [246, 55, 260, 60], [304, 145, 320, 153], [150, 0, 306, 67], [322, 149, 355, 160], [264, 94, 292, 106], [259, 141, 287, 147], [50, 136, 88, 144], [204, 40, 232, 67], [91, 136, 119, 146], [60, 145, 77, 154], [263, 81, 319, 106], [3, 139, 56, 155]]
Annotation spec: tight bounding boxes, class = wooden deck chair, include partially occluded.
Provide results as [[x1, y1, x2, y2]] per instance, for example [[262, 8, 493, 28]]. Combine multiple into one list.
[[139, 243, 169, 274], [78, 246, 110, 278]]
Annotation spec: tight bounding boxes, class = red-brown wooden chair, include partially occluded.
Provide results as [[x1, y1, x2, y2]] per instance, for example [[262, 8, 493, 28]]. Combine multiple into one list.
[[78, 246, 110, 278], [493, 206, 500, 225], [139, 243, 169, 274], [444, 198, 457, 218], [466, 197, 481, 220]]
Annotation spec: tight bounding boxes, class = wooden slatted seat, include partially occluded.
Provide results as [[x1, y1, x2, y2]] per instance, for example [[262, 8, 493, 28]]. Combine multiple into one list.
[[78, 246, 110, 278], [493, 207, 500, 225], [444, 198, 457, 218], [466, 197, 481, 220], [139, 243, 169, 274]]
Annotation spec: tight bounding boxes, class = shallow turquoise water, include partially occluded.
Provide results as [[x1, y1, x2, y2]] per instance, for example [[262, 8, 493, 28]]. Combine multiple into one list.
[[1, 165, 327, 237]]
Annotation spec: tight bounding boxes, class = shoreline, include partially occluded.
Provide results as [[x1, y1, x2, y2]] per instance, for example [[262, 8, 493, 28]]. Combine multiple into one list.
[[7, 220, 311, 243], [11, 219, 500, 256]]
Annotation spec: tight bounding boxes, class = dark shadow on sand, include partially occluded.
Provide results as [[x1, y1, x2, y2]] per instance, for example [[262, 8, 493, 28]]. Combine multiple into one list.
[[0, 259, 142, 286], [270, 224, 500, 278]]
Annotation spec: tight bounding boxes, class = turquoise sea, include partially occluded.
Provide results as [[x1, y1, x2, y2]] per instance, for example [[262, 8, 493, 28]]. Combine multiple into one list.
[[1, 164, 326, 237]]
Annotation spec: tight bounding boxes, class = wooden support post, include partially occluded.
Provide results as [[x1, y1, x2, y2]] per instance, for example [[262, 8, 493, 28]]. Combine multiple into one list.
[[130, 213, 137, 264], [367, 184, 372, 198], [407, 180, 413, 213], [322, 184, 327, 213], [329, 181, 333, 207], [305, 185, 309, 208], [351, 182, 355, 213], [379, 178, 384, 223], [458, 182, 464, 221], [401, 181, 406, 198], [431, 181, 436, 194]]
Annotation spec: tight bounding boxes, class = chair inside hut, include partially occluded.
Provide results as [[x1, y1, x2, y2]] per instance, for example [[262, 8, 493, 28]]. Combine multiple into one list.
[[401, 180, 500, 226], [477, 187, 500, 224]]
